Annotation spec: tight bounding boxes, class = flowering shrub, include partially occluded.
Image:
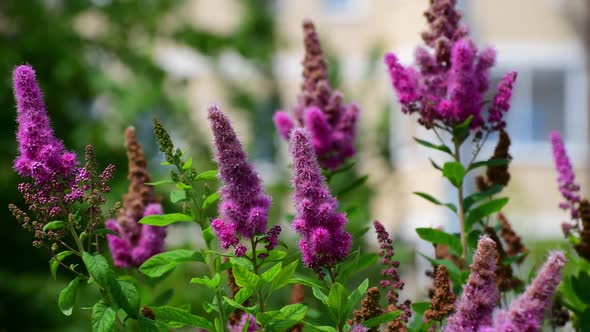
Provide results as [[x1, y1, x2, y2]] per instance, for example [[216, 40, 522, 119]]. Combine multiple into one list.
[[9, 1, 587, 331]]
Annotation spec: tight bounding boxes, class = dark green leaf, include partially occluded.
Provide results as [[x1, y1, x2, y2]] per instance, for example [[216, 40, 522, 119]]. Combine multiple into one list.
[[442, 161, 465, 187], [467, 158, 510, 172], [43, 220, 66, 231], [151, 289, 174, 306], [150, 306, 215, 330], [91, 302, 116, 332], [413, 192, 457, 213], [452, 115, 473, 144], [140, 249, 204, 278], [196, 170, 218, 181], [465, 197, 509, 230], [463, 185, 503, 211], [58, 277, 81, 316], [51, 250, 74, 280], [429, 158, 443, 171], [411, 302, 431, 315], [363, 311, 401, 328], [117, 280, 140, 317], [291, 276, 325, 289], [416, 228, 462, 257], [327, 282, 349, 325], [345, 279, 369, 316], [572, 271, 590, 304], [82, 252, 113, 286], [139, 213, 193, 226], [94, 228, 120, 237], [413, 137, 453, 156], [138, 317, 169, 332], [335, 175, 368, 198]]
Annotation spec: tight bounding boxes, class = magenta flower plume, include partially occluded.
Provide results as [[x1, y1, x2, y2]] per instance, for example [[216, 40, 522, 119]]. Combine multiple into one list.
[[350, 324, 369, 332], [488, 71, 517, 130], [273, 19, 359, 169], [228, 314, 260, 332], [208, 105, 272, 252], [482, 252, 566, 332], [445, 236, 500, 332], [384, 0, 515, 131], [13, 65, 76, 182], [106, 127, 166, 268], [289, 128, 351, 274], [550, 131, 581, 218]]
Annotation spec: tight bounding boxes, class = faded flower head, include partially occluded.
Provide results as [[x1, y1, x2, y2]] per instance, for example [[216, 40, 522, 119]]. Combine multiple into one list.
[[384, 0, 516, 131], [274, 19, 359, 169], [106, 127, 166, 268], [289, 128, 351, 274], [445, 236, 500, 331], [208, 105, 277, 255]]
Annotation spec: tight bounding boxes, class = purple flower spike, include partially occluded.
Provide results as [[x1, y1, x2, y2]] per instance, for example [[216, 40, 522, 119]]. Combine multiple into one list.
[[448, 39, 481, 128], [550, 131, 581, 218], [289, 128, 351, 274], [12, 65, 76, 181], [273, 111, 295, 140], [445, 236, 500, 332], [208, 105, 271, 246], [384, 53, 420, 107], [488, 71, 517, 130], [228, 313, 260, 332], [484, 252, 566, 332], [106, 219, 133, 268], [350, 324, 369, 332], [132, 203, 166, 265]]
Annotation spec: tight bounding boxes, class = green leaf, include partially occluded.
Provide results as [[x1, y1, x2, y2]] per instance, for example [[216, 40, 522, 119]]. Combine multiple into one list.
[[312, 287, 328, 304], [345, 279, 369, 315], [182, 157, 193, 170], [151, 289, 174, 306], [416, 228, 462, 257], [139, 213, 193, 226], [281, 303, 308, 322], [150, 306, 215, 330], [202, 192, 220, 210], [224, 296, 257, 313], [91, 302, 116, 332], [429, 158, 443, 171], [442, 161, 465, 187], [140, 249, 204, 278], [232, 264, 262, 290], [190, 273, 221, 289], [363, 311, 401, 328], [335, 175, 368, 198], [196, 170, 218, 181], [420, 255, 464, 287], [145, 180, 174, 186], [50, 250, 74, 280], [94, 228, 120, 237], [43, 220, 66, 231], [82, 252, 113, 286], [269, 260, 298, 294], [572, 271, 590, 304], [234, 287, 254, 304], [463, 185, 503, 211], [467, 158, 510, 172], [413, 137, 453, 156], [117, 280, 140, 316], [290, 275, 325, 289], [261, 263, 282, 283], [170, 190, 187, 203], [452, 115, 473, 144], [58, 277, 81, 316], [327, 282, 349, 325], [257, 304, 308, 331], [138, 317, 169, 332], [413, 192, 457, 213], [411, 302, 431, 315], [465, 197, 509, 230]]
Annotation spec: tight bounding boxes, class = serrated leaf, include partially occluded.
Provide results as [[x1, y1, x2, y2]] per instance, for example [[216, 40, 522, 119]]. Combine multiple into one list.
[[465, 197, 509, 230], [117, 280, 140, 316], [43, 220, 66, 231], [58, 277, 81, 316], [202, 192, 220, 210], [92, 302, 116, 332], [232, 264, 262, 290], [363, 310, 401, 328], [139, 213, 193, 226], [196, 170, 218, 181], [416, 228, 462, 257], [82, 252, 113, 287], [140, 249, 204, 278], [150, 306, 215, 330], [413, 137, 453, 156], [442, 161, 465, 187]]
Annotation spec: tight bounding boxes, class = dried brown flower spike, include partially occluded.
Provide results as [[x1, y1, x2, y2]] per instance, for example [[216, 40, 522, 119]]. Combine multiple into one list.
[[498, 213, 528, 264], [350, 287, 384, 332], [424, 265, 456, 322]]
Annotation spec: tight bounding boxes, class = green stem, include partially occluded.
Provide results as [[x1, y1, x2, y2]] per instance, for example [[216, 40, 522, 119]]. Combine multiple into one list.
[[453, 140, 467, 261], [250, 238, 265, 313], [205, 248, 227, 332], [68, 223, 85, 255]]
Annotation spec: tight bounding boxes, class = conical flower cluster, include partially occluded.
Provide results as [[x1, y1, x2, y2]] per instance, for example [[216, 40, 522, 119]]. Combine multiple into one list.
[[289, 128, 351, 274], [274, 19, 359, 169]]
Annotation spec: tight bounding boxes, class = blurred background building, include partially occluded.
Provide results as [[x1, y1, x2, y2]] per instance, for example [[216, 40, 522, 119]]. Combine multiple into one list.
[[1, 0, 589, 330]]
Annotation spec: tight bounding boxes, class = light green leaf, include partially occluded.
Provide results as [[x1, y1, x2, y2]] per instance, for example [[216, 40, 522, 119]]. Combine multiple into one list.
[[91, 302, 116, 332], [269, 260, 298, 294], [190, 273, 221, 289], [465, 197, 509, 230], [117, 280, 140, 316], [363, 311, 401, 328], [140, 249, 204, 278], [202, 192, 220, 210], [170, 190, 187, 203], [327, 282, 349, 325], [442, 161, 465, 187], [58, 277, 81, 316], [312, 287, 328, 304], [196, 170, 218, 181], [232, 264, 262, 290], [463, 185, 503, 211], [145, 180, 174, 186], [139, 213, 193, 226], [50, 250, 74, 280], [43, 220, 66, 231], [261, 263, 282, 283], [182, 157, 193, 170], [416, 228, 462, 257]]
